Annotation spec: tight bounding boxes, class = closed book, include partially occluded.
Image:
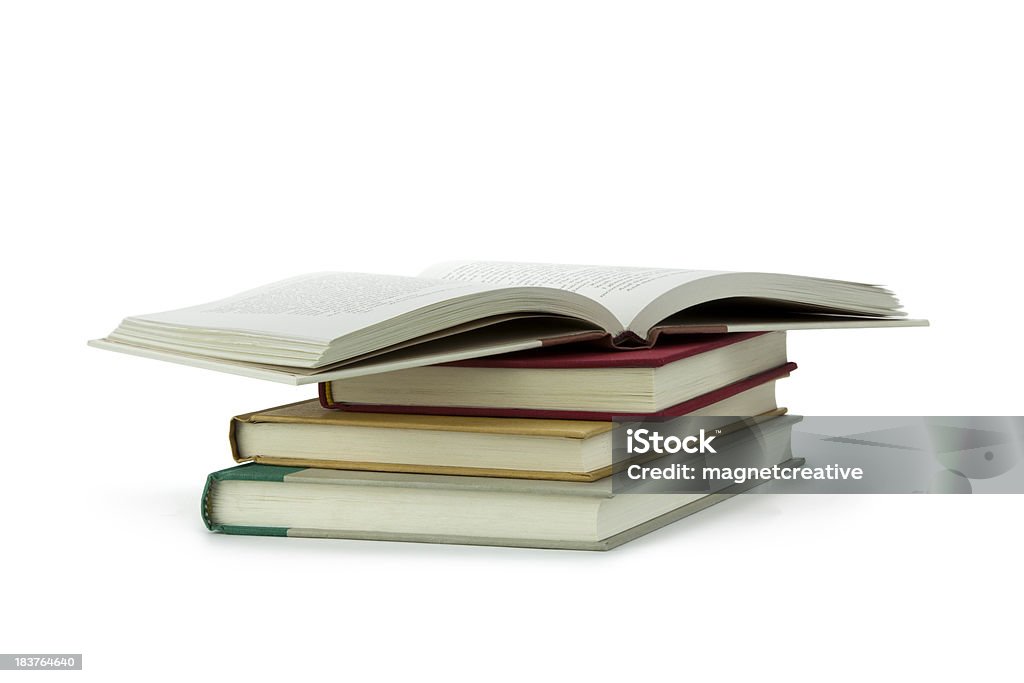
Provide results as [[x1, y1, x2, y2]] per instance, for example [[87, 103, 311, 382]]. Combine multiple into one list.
[[321, 332, 793, 419], [205, 416, 801, 550], [232, 377, 785, 481]]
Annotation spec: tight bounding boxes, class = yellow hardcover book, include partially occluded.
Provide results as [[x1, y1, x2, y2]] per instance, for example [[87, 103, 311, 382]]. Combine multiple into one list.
[[229, 388, 784, 481]]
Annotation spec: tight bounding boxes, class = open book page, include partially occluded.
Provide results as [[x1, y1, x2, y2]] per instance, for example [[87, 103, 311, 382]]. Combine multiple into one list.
[[422, 261, 727, 334], [126, 272, 500, 343]]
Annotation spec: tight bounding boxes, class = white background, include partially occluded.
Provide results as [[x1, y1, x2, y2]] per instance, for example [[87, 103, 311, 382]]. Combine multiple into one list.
[[2, 1, 1022, 681]]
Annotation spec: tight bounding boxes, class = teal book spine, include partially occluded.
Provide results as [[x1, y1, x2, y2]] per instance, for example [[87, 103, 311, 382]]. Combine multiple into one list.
[[201, 463, 304, 536]]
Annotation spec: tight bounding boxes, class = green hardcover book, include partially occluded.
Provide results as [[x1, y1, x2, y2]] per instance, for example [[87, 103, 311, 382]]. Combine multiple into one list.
[[203, 417, 799, 551]]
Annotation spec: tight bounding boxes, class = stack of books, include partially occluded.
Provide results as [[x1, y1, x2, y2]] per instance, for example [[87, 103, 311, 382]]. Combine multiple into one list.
[[90, 261, 924, 550], [203, 331, 797, 549]]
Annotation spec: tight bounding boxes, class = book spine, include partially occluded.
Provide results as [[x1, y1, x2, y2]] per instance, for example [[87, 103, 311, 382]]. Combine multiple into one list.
[[228, 416, 246, 463], [200, 471, 218, 531], [318, 380, 333, 410], [201, 464, 305, 533]]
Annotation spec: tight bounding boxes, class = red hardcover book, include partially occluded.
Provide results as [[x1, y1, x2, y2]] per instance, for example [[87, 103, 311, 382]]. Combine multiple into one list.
[[320, 332, 795, 420], [320, 363, 796, 421]]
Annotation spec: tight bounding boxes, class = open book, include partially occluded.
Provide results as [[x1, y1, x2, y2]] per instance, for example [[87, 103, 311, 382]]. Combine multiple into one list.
[[89, 261, 925, 384]]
